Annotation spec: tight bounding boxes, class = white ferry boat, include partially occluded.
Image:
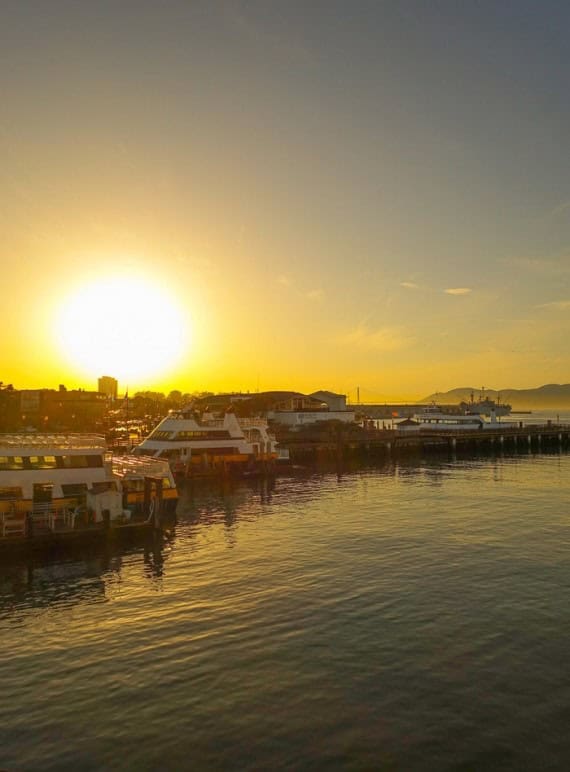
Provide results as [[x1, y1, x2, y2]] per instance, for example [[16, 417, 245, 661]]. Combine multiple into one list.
[[395, 405, 484, 432], [133, 408, 278, 475], [407, 405, 513, 432], [0, 434, 177, 539], [412, 406, 485, 431]]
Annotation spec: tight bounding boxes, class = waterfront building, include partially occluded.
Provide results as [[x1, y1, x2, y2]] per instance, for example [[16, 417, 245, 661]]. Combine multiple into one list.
[[20, 386, 108, 431], [394, 417, 421, 433], [98, 376, 118, 400], [191, 390, 357, 429], [0, 385, 20, 432], [310, 390, 348, 412], [267, 392, 356, 428]]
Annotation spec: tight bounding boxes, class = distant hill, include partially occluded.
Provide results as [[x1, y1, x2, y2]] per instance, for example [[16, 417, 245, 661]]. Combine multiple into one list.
[[421, 384, 570, 410]]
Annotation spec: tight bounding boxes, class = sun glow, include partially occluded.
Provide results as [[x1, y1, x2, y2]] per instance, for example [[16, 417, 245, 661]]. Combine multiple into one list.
[[55, 275, 190, 384]]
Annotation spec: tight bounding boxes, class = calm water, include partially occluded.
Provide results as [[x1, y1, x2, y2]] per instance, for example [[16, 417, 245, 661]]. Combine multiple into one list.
[[1, 450, 570, 770]]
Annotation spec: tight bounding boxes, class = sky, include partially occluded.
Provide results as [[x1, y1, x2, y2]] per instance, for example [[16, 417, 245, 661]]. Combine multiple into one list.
[[1, 0, 569, 400]]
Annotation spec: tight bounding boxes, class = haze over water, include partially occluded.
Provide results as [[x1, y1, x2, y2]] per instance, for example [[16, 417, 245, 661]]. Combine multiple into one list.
[[2, 447, 570, 770]]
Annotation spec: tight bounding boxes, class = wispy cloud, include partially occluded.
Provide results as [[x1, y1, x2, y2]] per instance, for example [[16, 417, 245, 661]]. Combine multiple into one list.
[[277, 276, 324, 302], [400, 281, 420, 290], [339, 325, 414, 352], [547, 200, 570, 219], [535, 299, 570, 311], [444, 287, 472, 296]]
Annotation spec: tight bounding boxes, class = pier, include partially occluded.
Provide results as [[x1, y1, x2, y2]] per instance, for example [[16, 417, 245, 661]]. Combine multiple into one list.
[[350, 403, 460, 419], [281, 423, 570, 464]]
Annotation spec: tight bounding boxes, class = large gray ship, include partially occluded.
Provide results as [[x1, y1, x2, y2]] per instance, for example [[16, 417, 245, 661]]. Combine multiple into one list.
[[459, 392, 512, 417]]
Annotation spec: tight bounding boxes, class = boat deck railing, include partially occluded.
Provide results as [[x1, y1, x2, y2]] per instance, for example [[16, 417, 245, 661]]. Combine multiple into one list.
[[112, 454, 171, 479], [0, 433, 107, 450], [0, 505, 79, 539], [237, 418, 269, 428]]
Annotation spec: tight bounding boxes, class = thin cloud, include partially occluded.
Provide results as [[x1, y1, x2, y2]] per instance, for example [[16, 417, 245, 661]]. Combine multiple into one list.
[[278, 276, 324, 301], [339, 325, 414, 352], [444, 287, 472, 296], [400, 281, 420, 290], [535, 299, 570, 311], [548, 200, 570, 219]]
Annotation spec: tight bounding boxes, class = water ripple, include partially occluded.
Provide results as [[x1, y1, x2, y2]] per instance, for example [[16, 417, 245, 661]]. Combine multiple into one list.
[[1, 454, 570, 770]]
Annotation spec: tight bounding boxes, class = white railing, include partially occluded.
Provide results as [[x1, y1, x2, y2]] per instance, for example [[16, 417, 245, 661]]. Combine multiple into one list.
[[237, 418, 269, 428], [0, 433, 107, 450], [0, 511, 26, 538], [112, 455, 171, 479], [0, 506, 74, 538]]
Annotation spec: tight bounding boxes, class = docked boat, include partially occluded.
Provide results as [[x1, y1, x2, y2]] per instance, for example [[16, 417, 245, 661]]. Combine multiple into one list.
[[411, 406, 486, 431], [133, 408, 278, 475], [406, 404, 512, 432], [0, 433, 177, 541], [395, 405, 486, 432], [459, 392, 512, 417]]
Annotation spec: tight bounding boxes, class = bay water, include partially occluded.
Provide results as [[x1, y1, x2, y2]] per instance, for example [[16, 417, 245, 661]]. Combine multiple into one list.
[[1, 445, 570, 770]]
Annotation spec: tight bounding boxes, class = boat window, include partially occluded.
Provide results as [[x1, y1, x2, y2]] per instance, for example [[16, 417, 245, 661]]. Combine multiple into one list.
[[0, 456, 24, 470], [33, 483, 53, 502], [28, 455, 58, 469], [61, 483, 88, 496], [0, 486, 23, 500], [86, 455, 104, 468], [61, 455, 91, 468], [150, 430, 173, 440], [175, 430, 230, 440], [189, 447, 240, 456], [124, 478, 145, 492], [91, 481, 118, 493]]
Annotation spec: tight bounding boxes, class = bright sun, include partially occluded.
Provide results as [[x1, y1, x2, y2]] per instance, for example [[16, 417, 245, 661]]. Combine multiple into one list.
[[55, 275, 189, 384]]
